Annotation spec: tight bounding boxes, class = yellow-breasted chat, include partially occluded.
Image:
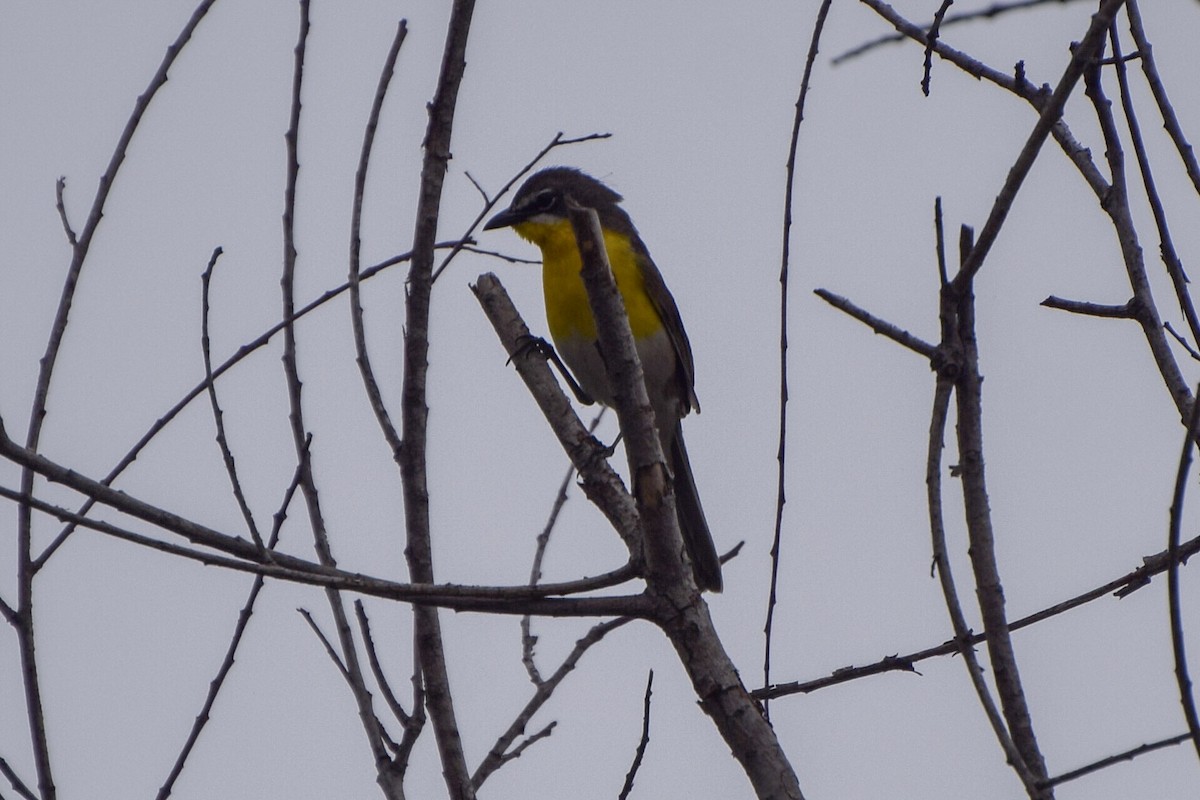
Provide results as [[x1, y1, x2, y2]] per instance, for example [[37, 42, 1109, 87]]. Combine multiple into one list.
[[484, 167, 722, 592]]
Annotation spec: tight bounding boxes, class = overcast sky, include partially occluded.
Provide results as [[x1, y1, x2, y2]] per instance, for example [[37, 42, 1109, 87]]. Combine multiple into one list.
[[4, 2, 1200, 798]]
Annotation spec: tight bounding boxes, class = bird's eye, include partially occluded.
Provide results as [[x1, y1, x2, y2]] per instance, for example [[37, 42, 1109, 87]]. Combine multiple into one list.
[[529, 190, 557, 213]]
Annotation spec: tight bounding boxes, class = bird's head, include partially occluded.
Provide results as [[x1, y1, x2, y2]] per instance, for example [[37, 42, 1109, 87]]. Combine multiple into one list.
[[484, 167, 624, 243]]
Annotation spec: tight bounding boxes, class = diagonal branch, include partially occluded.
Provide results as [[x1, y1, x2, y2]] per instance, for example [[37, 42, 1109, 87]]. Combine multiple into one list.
[[951, 0, 1126, 288], [565, 201, 806, 800], [473, 617, 632, 789], [1106, 21, 1200, 350], [31, 242, 450, 571], [757, 528, 1200, 701]]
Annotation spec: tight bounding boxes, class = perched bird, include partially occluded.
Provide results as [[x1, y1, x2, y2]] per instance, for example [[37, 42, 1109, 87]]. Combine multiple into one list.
[[484, 167, 722, 592]]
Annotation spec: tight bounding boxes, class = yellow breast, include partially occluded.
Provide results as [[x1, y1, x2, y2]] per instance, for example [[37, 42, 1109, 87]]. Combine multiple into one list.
[[514, 219, 663, 343]]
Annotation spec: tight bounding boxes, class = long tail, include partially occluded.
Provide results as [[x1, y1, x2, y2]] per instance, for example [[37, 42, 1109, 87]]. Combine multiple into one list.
[[669, 422, 723, 592]]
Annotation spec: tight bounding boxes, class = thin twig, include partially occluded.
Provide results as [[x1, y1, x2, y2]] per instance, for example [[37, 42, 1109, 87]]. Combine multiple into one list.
[[522, 410, 606, 685], [0, 755, 37, 800], [934, 197, 949, 287], [1040, 296, 1136, 318], [349, 18, 409, 461], [921, 1, 954, 96], [298, 608, 351, 679], [459, 244, 540, 265], [1107, 16, 1200, 350], [14, 6, 219, 798], [0, 457, 644, 607], [1165, 322, 1200, 363], [1080, 8, 1193, 420], [855, 0, 1112, 209], [1166, 385, 1200, 759], [757, 528, 1200, 700], [281, 7, 398, 781], [952, 0, 1126, 288], [155, 460, 297, 800], [1125, 0, 1200, 197], [53, 178, 76, 247], [430, 131, 610, 284], [201, 246, 266, 550], [834, 0, 1091, 64], [812, 289, 938, 359], [617, 670, 655, 800], [1044, 731, 1192, 787], [30, 242, 450, 570], [154, 273, 307, 800], [354, 600, 412, 727], [355, 600, 424, 767], [764, 0, 833, 722], [472, 617, 632, 788]]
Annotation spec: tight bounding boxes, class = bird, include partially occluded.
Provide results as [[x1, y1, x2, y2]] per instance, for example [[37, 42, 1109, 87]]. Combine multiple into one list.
[[484, 167, 722, 592]]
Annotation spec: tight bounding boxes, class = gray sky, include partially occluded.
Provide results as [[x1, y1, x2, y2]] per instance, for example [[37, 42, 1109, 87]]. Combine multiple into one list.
[[3, 1, 1200, 798]]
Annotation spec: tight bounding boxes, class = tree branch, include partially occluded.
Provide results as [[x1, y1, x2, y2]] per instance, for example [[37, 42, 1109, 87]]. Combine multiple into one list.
[[401, 2, 479, 796], [765, 0, 833, 721]]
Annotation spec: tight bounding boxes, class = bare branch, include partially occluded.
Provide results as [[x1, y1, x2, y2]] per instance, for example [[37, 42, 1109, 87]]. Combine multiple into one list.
[[402, 3, 480, 795], [53, 177, 76, 247], [1040, 296, 1136, 318], [431, 131, 611, 284], [471, 274, 644, 555], [1106, 22, 1200, 349], [155, 459, 302, 799], [0, 755, 37, 800], [834, 0, 1093, 65], [473, 617, 632, 789], [812, 289, 938, 359], [949, 227, 1051, 794], [1165, 322, 1200, 363], [617, 670, 654, 800], [522, 410, 606, 684], [354, 600, 413, 728], [298, 608, 351, 680], [1126, 0, 1200, 197], [952, 0, 1126, 288], [765, 0, 833, 721], [349, 17, 409, 460], [1080, 14, 1193, 420], [921, 1, 954, 97], [565, 186, 806, 800], [756, 528, 1200, 698], [0, 459, 643, 609], [15, 5, 219, 798], [30, 242, 450, 570], [201, 246, 266, 550], [1166, 385, 1200, 759], [1045, 731, 1193, 787], [926, 368, 1041, 796], [156, 524, 288, 799]]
